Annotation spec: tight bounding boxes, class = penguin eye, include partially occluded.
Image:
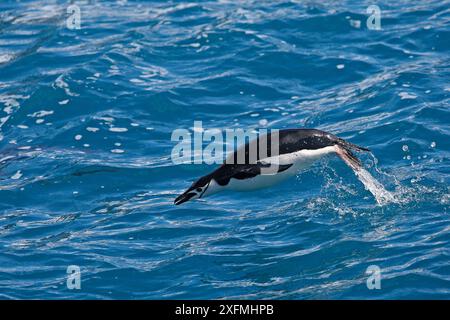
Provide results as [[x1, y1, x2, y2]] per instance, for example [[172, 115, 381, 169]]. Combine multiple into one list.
[[196, 188, 202, 192]]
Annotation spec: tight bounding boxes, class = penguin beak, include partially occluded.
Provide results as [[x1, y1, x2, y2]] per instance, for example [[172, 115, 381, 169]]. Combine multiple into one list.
[[174, 191, 196, 205]]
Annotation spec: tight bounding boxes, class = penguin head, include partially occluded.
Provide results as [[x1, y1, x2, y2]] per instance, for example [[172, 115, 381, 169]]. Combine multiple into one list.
[[174, 174, 214, 205]]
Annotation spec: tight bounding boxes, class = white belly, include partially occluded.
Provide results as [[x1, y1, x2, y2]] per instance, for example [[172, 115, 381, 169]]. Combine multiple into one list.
[[224, 146, 336, 191]]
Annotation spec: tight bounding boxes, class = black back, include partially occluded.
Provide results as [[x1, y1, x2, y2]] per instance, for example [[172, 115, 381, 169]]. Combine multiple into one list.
[[225, 128, 339, 164], [210, 129, 340, 186]]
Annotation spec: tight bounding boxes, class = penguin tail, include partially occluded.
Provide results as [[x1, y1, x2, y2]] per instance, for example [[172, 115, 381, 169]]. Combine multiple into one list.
[[335, 144, 366, 171], [328, 134, 370, 171], [336, 138, 370, 153]]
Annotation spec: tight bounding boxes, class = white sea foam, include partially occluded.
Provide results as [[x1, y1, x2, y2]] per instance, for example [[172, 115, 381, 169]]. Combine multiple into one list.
[[109, 127, 128, 133], [11, 170, 23, 180], [0, 54, 14, 64], [54, 75, 78, 97], [399, 92, 417, 100], [28, 110, 54, 118]]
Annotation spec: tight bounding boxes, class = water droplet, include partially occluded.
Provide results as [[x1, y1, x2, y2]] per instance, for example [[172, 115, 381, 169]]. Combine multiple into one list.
[[364, 159, 373, 168]]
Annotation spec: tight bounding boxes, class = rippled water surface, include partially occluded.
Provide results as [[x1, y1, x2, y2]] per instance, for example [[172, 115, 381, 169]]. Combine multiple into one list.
[[0, 0, 449, 299]]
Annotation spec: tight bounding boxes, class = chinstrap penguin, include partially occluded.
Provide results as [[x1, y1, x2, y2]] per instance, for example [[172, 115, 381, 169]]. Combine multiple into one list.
[[174, 128, 370, 205]]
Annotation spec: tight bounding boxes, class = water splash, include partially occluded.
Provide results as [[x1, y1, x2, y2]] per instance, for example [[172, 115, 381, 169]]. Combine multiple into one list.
[[335, 147, 397, 205], [352, 166, 396, 205]]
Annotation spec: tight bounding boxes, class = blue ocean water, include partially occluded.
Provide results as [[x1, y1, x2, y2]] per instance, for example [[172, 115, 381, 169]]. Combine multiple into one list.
[[0, 0, 449, 299]]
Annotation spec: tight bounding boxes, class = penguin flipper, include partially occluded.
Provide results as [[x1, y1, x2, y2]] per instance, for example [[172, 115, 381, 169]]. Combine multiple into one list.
[[234, 162, 293, 179], [215, 163, 293, 185], [257, 162, 293, 173]]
